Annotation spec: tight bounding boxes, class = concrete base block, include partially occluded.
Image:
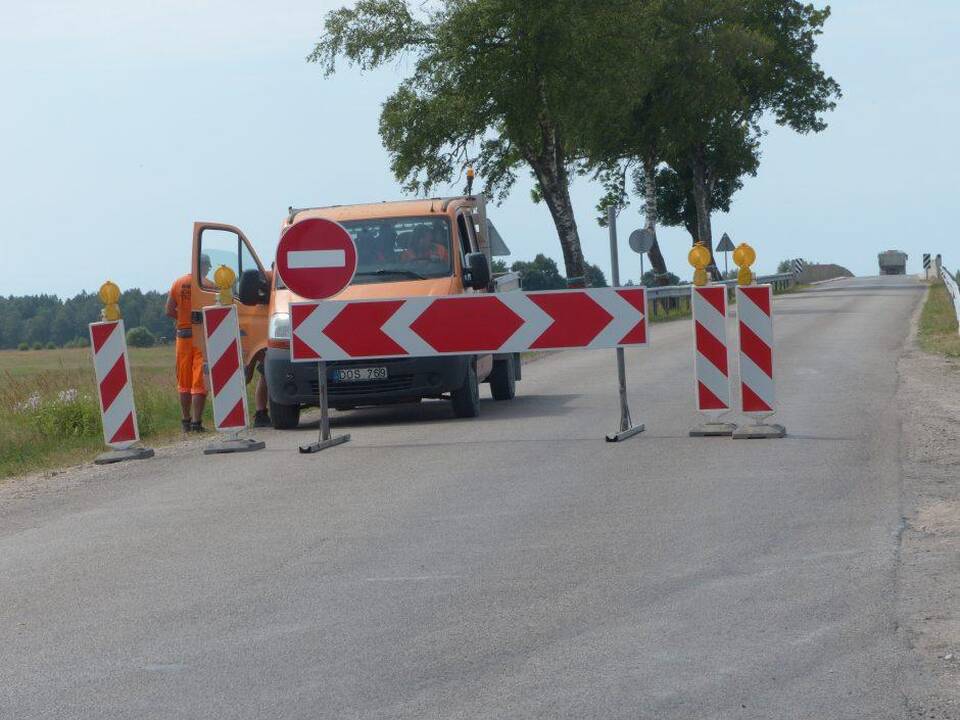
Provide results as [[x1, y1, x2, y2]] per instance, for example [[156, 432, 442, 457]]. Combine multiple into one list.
[[690, 422, 737, 437], [732, 423, 786, 440], [605, 424, 645, 443], [203, 438, 266, 455], [299, 434, 351, 454], [94, 446, 155, 465]]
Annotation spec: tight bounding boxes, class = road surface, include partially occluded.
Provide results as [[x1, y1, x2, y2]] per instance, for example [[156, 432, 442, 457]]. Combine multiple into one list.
[[0, 276, 927, 719]]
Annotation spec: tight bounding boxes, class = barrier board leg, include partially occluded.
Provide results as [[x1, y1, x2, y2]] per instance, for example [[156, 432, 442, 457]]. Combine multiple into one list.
[[300, 360, 351, 453], [604, 207, 645, 443], [732, 284, 785, 439]]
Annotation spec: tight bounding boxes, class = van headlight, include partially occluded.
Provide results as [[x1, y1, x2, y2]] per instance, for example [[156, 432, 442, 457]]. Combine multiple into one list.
[[269, 312, 291, 340]]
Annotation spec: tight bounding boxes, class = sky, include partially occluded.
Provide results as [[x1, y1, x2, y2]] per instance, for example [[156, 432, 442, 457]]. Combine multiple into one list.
[[1, 0, 958, 298]]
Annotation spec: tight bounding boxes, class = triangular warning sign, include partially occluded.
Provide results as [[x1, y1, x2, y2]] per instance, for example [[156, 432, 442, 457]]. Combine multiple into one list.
[[716, 233, 735, 252]]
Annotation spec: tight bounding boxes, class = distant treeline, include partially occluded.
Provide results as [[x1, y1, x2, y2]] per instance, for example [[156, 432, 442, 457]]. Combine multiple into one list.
[[0, 290, 172, 349]]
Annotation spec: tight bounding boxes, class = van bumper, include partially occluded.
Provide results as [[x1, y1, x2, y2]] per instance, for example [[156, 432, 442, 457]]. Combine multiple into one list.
[[265, 348, 470, 408]]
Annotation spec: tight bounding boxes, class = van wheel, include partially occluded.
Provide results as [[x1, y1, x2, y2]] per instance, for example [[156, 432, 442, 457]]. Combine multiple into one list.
[[269, 399, 301, 430], [451, 361, 480, 418], [489, 357, 516, 401]]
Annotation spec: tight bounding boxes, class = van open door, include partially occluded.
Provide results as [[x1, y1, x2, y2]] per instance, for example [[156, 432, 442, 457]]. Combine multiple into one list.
[[190, 222, 270, 371]]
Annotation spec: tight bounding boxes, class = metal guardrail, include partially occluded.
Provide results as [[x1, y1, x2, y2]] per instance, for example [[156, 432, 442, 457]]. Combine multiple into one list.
[[939, 266, 960, 335], [643, 272, 796, 317]]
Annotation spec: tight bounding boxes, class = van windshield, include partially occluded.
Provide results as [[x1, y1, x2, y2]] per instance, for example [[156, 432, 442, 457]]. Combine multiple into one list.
[[274, 216, 453, 289], [346, 216, 452, 285]]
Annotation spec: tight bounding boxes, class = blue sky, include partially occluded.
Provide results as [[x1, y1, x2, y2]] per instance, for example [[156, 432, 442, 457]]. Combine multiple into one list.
[[1, 0, 957, 298]]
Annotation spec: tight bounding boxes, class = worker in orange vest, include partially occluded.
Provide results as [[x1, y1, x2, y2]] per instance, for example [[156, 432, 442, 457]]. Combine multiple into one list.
[[165, 255, 210, 432]]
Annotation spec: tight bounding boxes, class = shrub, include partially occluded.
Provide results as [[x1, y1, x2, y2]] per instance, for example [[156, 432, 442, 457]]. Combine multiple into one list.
[[126, 326, 156, 348], [31, 342, 42, 351], [18, 342, 29, 351], [45, 341, 57, 350]]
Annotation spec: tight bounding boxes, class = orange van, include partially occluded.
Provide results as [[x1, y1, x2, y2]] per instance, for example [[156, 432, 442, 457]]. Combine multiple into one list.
[[190, 196, 520, 429]]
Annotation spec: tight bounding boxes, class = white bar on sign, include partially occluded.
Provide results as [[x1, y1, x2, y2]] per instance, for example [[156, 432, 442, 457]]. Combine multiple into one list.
[[288, 249, 346, 269]]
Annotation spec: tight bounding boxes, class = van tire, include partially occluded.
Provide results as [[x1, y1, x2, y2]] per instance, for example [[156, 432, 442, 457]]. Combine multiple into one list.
[[489, 357, 516, 401], [451, 361, 480, 418], [270, 399, 301, 430]]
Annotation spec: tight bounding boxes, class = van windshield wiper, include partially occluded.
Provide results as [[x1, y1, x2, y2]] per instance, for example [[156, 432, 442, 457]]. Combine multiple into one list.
[[355, 269, 427, 280]]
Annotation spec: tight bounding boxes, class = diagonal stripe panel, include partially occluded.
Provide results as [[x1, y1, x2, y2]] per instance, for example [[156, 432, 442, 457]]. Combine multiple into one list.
[[202, 304, 249, 431], [89, 319, 139, 449]]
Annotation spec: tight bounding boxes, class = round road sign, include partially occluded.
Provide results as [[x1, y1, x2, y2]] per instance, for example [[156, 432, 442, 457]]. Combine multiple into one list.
[[628, 228, 656, 254], [276, 218, 358, 300]]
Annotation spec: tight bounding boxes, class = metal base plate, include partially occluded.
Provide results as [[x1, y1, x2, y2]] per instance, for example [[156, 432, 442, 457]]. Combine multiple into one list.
[[94, 446, 155, 465], [732, 423, 786, 440], [690, 422, 738, 437], [299, 434, 351, 454], [203, 438, 266, 455], [605, 424, 645, 443]]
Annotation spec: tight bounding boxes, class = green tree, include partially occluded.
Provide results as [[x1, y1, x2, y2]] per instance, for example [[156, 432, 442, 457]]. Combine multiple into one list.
[[591, 0, 839, 277], [585, 263, 607, 288], [126, 326, 156, 348], [511, 254, 566, 291], [309, 0, 642, 282]]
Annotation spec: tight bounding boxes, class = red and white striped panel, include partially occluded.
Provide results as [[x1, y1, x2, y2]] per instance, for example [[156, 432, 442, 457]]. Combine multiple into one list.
[[202, 305, 248, 431], [88, 320, 139, 449], [735, 285, 775, 417], [290, 288, 647, 362], [692, 286, 731, 415]]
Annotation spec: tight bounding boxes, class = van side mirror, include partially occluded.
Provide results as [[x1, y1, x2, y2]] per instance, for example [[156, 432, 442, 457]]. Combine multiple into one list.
[[464, 252, 491, 290], [238, 269, 270, 305]]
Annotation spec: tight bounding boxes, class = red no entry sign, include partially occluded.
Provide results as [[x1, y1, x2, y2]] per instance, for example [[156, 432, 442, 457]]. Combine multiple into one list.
[[276, 218, 357, 300]]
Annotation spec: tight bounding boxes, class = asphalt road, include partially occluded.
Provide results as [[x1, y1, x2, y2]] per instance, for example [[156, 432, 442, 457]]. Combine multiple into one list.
[[0, 276, 927, 719]]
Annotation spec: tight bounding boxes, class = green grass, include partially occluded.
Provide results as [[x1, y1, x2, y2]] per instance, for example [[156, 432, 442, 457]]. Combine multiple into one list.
[[0, 345, 255, 480], [918, 282, 960, 357]]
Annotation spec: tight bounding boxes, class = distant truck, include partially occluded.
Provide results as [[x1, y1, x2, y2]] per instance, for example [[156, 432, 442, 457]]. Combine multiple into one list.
[[878, 250, 908, 275], [187, 195, 521, 429]]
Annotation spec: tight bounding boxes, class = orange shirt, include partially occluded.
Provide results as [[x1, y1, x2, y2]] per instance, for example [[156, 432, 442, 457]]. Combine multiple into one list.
[[169, 274, 193, 329]]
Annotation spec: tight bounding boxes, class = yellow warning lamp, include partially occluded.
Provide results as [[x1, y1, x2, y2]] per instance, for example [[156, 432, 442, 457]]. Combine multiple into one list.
[[733, 243, 756, 286], [688, 242, 711, 287], [213, 264, 236, 305], [99, 281, 122, 321], [466, 165, 475, 195]]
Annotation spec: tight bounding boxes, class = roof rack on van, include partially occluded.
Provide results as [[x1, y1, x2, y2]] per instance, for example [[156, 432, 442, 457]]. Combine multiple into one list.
[[288, 197, 476, 224]]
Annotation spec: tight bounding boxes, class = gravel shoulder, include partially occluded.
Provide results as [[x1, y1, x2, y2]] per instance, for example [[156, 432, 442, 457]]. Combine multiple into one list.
[[897, 287, 960, 718]]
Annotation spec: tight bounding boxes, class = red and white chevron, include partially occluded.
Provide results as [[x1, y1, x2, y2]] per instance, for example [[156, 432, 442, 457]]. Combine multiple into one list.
[[692, 286, 731, 415], [735, 285, 776, 417], [290, 288, 648, 362], [88, 320, 139, 448], [202, 305, 248, 431]]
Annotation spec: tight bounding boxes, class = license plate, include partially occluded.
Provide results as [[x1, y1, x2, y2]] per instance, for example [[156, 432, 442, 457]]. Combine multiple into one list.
[[331, 366, 388, 383]]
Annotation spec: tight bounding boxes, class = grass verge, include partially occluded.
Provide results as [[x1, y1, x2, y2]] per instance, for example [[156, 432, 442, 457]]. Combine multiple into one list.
[[0, 346, 255, 480], [918, 282, 960, 357]]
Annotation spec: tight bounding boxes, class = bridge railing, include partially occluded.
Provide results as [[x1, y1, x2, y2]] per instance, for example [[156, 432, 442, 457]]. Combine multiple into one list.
[[642, 272, 796, 319], [939, 266, 960, 334]]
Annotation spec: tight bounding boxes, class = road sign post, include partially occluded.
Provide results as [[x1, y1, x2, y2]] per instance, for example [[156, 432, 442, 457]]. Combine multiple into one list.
[[606, 207, 645, 442], [629, 227, 655, 285], [716, 233, 736, 278], [276, 218, 356, 454]]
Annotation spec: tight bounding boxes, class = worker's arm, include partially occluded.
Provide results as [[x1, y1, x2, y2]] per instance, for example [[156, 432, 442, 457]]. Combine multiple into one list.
[[165, 285, 178, 320]]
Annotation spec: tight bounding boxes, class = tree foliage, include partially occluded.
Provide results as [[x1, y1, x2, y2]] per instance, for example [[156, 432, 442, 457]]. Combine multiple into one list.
[[309, 0, 646, 281], [0, 290, 172, 349]]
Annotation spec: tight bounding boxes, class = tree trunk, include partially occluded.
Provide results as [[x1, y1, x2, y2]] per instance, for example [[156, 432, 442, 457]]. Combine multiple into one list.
[[642, 153, 668, 282], [524, 116, 585, 285], [690, 147, 721, 280]]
